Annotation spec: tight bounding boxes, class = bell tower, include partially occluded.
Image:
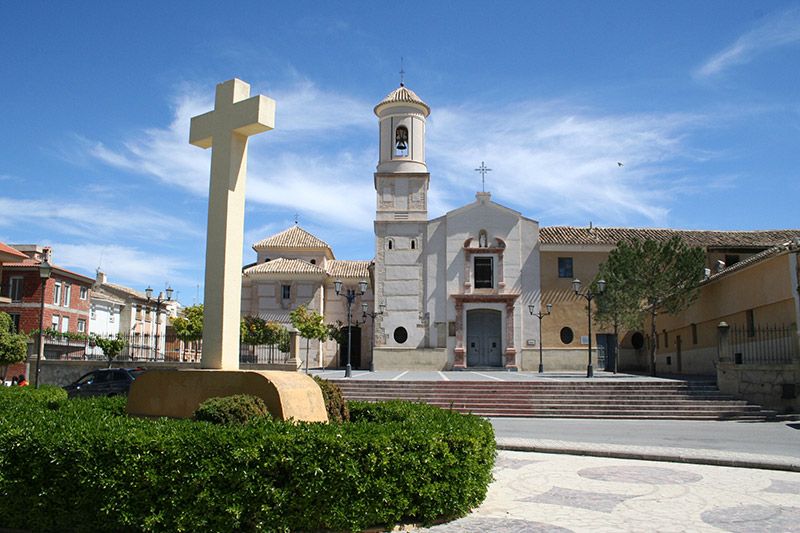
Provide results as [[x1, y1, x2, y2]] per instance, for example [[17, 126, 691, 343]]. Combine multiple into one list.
[[374, 84, 430, 221], [373, 84, 431, 351]]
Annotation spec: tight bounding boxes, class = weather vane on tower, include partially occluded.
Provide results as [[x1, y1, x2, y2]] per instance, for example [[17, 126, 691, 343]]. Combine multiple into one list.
[[400, 57, 405, 86]]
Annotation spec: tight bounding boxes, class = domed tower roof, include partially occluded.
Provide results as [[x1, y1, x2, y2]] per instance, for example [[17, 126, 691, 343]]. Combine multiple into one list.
[[374, 84, 430, 116]]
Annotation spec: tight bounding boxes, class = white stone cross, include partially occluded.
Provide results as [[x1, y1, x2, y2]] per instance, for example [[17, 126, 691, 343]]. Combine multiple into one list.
[[190, 78, 275, 369]]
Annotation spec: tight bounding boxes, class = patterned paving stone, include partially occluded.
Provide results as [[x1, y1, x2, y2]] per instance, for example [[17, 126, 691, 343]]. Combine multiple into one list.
[[577, 465, 703, 484], [763, 479, 800, 495], [701, 505, 800, 532], [494, 455, 542, 471], [522, 486, 634, 513], [420, 516, 574, 532]]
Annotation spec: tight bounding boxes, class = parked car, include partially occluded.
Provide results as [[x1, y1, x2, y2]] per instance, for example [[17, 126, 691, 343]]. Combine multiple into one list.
[[64, 368, 146, 398]]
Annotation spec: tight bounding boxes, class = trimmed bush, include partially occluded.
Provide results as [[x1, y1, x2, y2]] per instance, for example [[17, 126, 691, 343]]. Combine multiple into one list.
[[193, 394, 271, 425], [0, 389, 495, 532], [313, 375, 350, 422]]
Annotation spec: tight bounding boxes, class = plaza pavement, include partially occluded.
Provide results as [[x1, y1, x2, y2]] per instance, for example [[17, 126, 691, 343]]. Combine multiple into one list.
[[418, 450, 800, 532], [317, 369, 800, 531]]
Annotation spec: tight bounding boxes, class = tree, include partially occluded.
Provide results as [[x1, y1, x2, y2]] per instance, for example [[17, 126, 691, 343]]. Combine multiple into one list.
[[596, 237, 705, 376], [171, 304, 204, 361], [240, 316, 290, 361], [0, 312, 28, 382], [594, 253, 645, 374], [290, 305, 328, 373], [90, 333, 126, 368]]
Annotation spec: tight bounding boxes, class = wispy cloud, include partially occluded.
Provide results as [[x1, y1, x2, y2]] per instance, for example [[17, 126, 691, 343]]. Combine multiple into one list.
[[0, 197, 202, 243], [51, 243, 192, 288], [84, 81, 719, 232], [427, 101, 709, 225], [696, 7, 800, 78]]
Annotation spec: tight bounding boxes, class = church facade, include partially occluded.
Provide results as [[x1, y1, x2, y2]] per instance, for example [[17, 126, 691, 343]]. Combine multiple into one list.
[[242, 84, 800, 374]]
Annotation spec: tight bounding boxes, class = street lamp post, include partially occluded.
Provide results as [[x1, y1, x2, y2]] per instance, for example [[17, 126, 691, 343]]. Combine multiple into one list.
[[528, 303, 552, 373], [362, 301, 386, 372], [145, 286, 173, 361], [572, 278, 605, 378], [335, 279, 368, 378], [34, 259, 52, 389]]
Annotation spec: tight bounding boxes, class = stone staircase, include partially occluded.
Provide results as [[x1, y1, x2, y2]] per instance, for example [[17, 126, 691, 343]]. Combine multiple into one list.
[[334, 379, 777, 420]]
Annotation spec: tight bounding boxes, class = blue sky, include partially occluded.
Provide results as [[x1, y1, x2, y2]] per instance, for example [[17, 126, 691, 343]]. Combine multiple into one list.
[[1, 2, 798, 306]]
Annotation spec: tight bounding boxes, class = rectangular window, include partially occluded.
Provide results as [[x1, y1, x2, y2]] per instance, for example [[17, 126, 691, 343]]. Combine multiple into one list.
[[558, 257, 573, 278], [474, 257, 494, 289], [77, 319, 86, 333], [746, 309, 755, 337], [9, 276, 23, 302], [53, 281, 62, 305], [79, 286, 88, 300], [691, 323, 698, 345], [61, 316, 69, 333], [63, 283, 71, 307], [109, 310, 115, 323], [282, 285, 291, 299], [9, 313, 20, 333], [51, 315, 59, 330], [663, 330, 669, 348], [90, 305, 96, 319]]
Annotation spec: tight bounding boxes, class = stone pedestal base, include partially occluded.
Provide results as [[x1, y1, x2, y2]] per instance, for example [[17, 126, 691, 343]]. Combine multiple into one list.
[[126, 369, 327, 422]]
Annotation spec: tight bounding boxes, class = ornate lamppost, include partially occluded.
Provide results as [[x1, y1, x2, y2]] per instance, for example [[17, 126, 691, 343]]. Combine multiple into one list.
[[572, 278, 605, 378], [34, 259, 52, 389], [335, 279, 367, 378], [528, 303, 552, 373], [145, 286, 173, 360], [362, 301, 386, 372]]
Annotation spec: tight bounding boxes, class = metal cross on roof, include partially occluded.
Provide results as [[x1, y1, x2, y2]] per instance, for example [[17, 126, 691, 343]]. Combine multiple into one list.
[[399, 57, 405, 86], [474, 161, 492, 192], [294, 212, 299, 224]]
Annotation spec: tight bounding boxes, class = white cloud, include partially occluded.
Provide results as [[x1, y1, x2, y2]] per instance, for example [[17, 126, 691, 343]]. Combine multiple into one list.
[[696, 7, 800, 78], [427, 102, 708, 225], [52, 243, 192, 288], [84, 80, 719, 231], [0, 197, 202, 243]]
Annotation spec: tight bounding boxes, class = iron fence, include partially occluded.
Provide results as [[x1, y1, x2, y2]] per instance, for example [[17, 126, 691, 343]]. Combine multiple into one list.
[[729, 324, 799, 365], [48, 333, 290, 365]]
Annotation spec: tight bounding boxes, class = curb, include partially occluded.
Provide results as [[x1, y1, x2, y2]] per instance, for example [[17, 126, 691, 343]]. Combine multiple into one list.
[[495, 438, 800, 473]]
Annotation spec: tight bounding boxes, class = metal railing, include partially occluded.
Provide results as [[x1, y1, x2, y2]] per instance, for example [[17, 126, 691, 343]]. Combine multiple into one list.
[[729, 324, 799, 365], [50, 333, 290, 365]]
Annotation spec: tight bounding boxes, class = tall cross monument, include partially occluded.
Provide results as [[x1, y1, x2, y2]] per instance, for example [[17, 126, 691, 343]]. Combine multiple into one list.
[[190, 79, 275, 369]]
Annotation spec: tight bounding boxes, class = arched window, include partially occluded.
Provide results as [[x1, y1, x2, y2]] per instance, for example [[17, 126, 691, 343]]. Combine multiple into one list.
[[411, 239, 416, 250], [394, 126, 409, 156], [387, 239, 393, 250]]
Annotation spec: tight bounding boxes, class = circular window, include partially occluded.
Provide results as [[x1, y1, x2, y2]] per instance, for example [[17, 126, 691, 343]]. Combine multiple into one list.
[[631, 332, 644, 350], [393, 327, 408, 344], [560, 327, 574, 344]]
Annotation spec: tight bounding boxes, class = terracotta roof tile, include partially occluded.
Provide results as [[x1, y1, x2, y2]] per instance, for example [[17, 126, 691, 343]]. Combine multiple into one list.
[[326, 260, 371, 279], [540, 227, 800, 248], [374, 85, 430, 116], [252, 226, 331, 251], [0, 242, 27, 261], [243, 258, 325, 276]]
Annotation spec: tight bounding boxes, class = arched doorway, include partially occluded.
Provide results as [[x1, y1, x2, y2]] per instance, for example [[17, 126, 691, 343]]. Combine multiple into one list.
[[338, 325, 362, 369], [466, 309, 502, 367]]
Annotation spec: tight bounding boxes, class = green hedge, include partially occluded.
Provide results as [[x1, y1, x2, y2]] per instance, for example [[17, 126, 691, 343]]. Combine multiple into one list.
[[0, 388, 495, 532]]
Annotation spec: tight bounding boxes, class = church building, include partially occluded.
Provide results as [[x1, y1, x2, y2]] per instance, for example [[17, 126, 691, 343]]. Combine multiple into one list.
[[242, 84, 800, 374]]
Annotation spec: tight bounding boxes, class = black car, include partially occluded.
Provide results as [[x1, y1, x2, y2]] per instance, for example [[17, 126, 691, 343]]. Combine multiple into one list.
[[64, 368, 146, 398]]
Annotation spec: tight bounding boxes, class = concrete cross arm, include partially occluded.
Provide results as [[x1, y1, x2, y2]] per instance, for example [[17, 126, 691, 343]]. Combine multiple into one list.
[[189, 79, 276, 149]]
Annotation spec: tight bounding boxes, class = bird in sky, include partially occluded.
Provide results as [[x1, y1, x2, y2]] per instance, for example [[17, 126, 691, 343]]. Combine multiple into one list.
[[617, 162, 624, 167]]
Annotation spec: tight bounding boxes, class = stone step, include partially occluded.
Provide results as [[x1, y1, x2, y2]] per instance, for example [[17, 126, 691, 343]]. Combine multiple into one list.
[[334, 378, 774, 420]]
